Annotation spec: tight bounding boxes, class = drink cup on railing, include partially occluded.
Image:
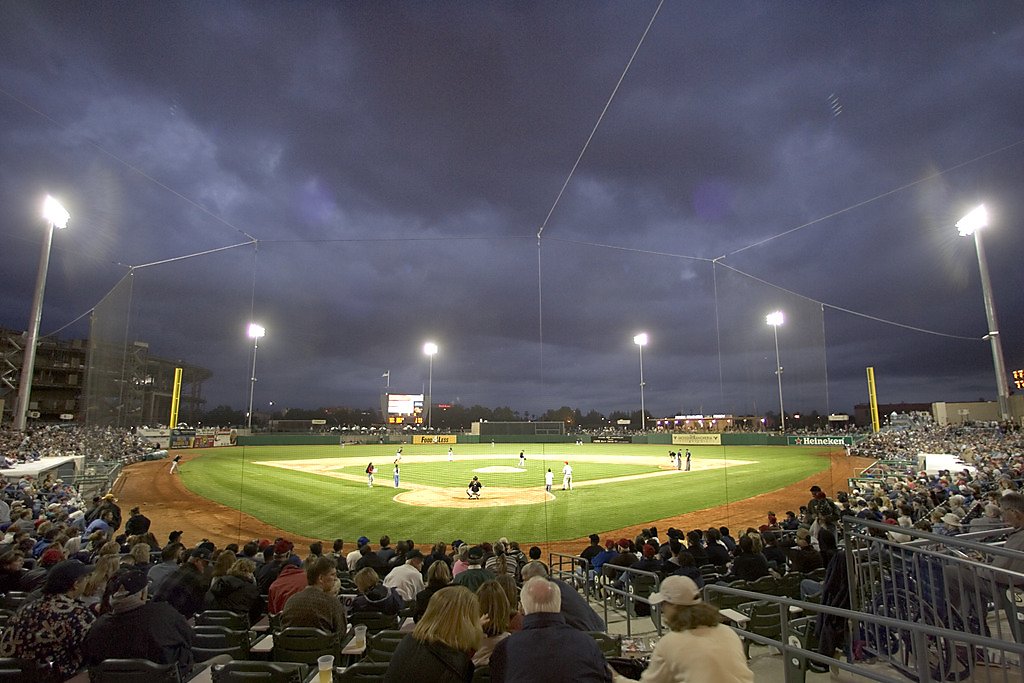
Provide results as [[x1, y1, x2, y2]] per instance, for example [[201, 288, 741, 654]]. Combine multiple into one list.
[[317, 654, 334, 683], [354, 624, 368, 646]]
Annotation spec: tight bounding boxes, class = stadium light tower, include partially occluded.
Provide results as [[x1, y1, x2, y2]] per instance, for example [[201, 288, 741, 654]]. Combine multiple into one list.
[[633, 333, 648, 431], [246, 323, 265, 431], [423, 341, 438, 429], [766, 311, 785, 432], [956, 205, 1011, 421], [14, 195, 70, 432]]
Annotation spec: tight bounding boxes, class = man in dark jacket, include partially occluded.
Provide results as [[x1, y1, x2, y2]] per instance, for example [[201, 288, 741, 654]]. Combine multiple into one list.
[[154, 546, 212, 618], [84, 571, 194, 679], [124, 506, 151, 536], [490, 577, 610, 682]]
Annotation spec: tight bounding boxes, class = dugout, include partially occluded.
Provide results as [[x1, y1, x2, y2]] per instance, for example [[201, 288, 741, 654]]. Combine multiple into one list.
[[471, 421, 565, 436]]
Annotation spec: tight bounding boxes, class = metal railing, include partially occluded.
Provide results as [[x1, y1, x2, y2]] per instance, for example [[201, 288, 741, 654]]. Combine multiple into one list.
[[72, 461, 123, 498], [705, 583, 1024, 683], [842, 516, 1024, 680], [548, 551, 663, 637]]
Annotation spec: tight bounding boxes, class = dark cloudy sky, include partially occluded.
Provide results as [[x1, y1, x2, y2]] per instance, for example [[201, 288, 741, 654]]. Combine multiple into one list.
[[1, 1, 1022, 420]]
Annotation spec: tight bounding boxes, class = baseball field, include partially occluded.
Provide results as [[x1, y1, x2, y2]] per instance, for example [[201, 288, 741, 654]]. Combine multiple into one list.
[[170, 442, 841, 543]]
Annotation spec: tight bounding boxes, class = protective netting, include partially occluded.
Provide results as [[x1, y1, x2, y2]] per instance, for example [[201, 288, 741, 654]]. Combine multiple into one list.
[[82, 235, 840, 543], [82, 271, 134, 427]]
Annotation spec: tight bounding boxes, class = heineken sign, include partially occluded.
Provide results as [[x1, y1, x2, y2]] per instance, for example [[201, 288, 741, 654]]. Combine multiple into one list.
[[788, 436, 852, 446]]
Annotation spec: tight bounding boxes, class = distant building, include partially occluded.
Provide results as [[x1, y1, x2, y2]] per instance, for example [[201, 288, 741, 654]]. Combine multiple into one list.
[[0, 326, 209, 427], [853, 402, 932, 427]]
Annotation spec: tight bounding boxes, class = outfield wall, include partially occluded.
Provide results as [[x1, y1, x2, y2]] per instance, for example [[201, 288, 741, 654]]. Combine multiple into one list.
[[234, 432, 853, 447]]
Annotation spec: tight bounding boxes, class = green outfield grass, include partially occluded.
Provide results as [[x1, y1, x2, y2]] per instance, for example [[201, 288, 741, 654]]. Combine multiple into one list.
[[179, 442, 830, 543]]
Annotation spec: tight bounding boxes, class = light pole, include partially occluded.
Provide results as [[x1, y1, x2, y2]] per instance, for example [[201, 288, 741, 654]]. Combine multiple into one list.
[[633, 333, 648, 432], [766, 311, 785, 432], [956, 205, 1011, 421], [246, 323, 265, 430], [423, 341, 437, 429], [14, 196, 70, 431]]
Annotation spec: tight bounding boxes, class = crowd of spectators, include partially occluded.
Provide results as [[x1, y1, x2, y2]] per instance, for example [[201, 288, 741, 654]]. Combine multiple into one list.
[[0, 425, 158, 467]]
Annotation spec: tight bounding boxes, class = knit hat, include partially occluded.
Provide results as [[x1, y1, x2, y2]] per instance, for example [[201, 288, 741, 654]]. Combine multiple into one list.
[[642, 544, 656, 558], [274, 539, 294, 556], [40, 548, 64, 567], [649, 575, 702, 606]]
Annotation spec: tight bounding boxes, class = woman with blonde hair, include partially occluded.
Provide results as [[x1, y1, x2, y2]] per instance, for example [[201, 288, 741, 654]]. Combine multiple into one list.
[[384, 585, 479, 682], [211, 549, 236, 578], [351, 566, 403, 615], [81, 555, 121, 610], [206, 558, 262, 622], [493, 573, 523, 631], [125, 542, 153, 573], [414, 558, 452, 622], [614, 576, 752, 682], [472, 581, 511, 666]]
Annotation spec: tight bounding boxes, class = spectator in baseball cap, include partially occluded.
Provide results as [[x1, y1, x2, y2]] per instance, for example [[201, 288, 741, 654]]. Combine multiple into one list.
[[645, 575, 754, 681], [84, 570, 195, 679]]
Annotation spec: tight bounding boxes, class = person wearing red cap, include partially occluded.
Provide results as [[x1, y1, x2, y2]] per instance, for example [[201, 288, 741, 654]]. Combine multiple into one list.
[[267, 553, 306, 614], [256, 539, 294, 593]]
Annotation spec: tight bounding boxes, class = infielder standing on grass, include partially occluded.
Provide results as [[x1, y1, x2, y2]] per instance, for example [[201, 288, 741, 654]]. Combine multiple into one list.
[[685, 449, 692, 471], [366, 462, 375, 487], [448, 446, 454, 462], [545, 469, 553, 492], [562, 461, 573, 490], [519, 450, 526, 467], [393, 463, 400, 488]]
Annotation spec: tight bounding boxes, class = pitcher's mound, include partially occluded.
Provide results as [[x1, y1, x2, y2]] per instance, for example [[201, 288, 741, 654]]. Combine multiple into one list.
[[395, 487, 554, 508]]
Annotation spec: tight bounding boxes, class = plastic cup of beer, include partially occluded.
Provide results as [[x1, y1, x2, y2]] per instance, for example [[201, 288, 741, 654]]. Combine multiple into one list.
[[354, 624, 368, 646], [317, 654, 334, 683]]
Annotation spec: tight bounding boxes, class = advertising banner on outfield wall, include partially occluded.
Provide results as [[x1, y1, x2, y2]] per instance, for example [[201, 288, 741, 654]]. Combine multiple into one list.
[[672, 433, 722, 446], [413, 435, 457, 445], [169, 429, 195, 449], [787, 436, 852, 447], [214, 429, 236, 447]]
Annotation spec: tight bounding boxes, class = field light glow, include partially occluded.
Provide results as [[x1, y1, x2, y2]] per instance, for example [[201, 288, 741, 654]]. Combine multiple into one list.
[[766, 311, 784, 327], [956, 204, 988, 236], [43, 195, 70, 229]]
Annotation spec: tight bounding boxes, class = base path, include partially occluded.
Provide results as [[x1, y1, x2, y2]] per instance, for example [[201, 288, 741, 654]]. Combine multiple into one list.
[[113, 450, 873, 557]]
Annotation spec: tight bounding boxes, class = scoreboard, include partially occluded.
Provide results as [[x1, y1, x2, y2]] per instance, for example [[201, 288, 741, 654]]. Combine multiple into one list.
[[385, 393, 424, 425], [1014, 369, 1024, 391]]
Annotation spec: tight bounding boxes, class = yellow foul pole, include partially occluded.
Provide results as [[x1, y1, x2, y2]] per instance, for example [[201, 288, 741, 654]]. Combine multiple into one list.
[[866, 366, 880, 433], [169, 367, 183, 427]]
